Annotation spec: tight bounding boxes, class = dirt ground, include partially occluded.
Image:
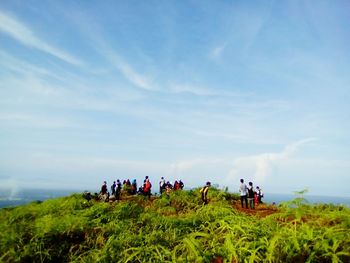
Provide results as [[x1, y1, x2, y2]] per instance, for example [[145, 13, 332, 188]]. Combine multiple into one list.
[[232, 200, 278, 217]]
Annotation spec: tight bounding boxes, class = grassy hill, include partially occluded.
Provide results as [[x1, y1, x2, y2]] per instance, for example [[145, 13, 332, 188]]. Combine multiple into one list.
[[0, 188, 349, 262]]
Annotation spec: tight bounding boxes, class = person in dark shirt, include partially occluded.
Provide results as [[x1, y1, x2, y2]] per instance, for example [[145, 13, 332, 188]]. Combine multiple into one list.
[[101, 181, 107, 195], [247, 182, 255, 209], [115, 179, 122, 200], [111, 181, 116, 196]]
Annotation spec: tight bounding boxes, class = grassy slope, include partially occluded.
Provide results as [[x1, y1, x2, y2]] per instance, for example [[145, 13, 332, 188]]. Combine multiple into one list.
[[0, 188, 349, 263]]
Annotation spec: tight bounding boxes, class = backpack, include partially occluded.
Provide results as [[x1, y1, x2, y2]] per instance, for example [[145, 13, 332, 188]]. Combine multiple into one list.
[[248, 187, 254, 198], [144, 181, 151, 192]]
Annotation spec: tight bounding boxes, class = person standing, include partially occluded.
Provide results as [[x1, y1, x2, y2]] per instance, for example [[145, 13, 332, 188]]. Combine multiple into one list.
[[111, 181, 116, 196], [159, 177, 166, 194], [101, 181, 108, 195], [131, 179, 137, 195], [115, 179, 122, 200], [99, 181, 109, 202], [179, 180, 184, 190], [256, 186, 264, 204], [247, 182, 255, 209], [200, 182, 211, 205], [239, 179, 248, 208], [143, 178, 152, 199]]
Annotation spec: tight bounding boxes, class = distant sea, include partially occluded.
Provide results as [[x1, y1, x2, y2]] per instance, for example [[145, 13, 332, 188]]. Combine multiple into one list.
[[1, 189, 350, 209], [0, 189, 81, 209], [264, 193, 350, 207]]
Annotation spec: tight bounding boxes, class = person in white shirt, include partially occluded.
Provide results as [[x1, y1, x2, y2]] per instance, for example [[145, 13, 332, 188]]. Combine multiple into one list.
[[239, 179, 248, 208], [159, 177, 166, 194]]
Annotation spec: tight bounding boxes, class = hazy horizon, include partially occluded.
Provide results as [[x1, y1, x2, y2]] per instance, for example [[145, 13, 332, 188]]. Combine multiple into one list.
[[1, 1, 349, 197]]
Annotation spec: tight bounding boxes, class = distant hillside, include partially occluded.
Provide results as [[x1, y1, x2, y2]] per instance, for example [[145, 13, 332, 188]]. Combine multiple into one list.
[[1, 188, 349, 262]]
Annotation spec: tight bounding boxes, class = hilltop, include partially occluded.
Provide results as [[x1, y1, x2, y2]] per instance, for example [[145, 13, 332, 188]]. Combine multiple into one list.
[[0, 188, 349, 262]]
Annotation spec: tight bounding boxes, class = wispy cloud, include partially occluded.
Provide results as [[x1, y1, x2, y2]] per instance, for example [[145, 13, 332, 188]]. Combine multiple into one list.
[[209, 43, 227, 61], [0, 50, 57, 78], [102, 47, 158, 91], [67, 13, 158, 92], [0, 11, 83, 66]]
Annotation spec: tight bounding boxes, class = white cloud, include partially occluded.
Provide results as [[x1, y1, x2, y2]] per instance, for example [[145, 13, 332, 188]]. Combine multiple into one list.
[[0, 11, 83, 66], [227, 138, 317, 185]]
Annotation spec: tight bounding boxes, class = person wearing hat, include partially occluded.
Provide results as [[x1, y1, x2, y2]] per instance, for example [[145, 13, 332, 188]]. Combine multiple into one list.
[[200, 181, 211, 205]]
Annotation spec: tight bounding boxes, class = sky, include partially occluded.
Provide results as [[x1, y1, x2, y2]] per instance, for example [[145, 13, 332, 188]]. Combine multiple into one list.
[[0, 0, 349, 197]]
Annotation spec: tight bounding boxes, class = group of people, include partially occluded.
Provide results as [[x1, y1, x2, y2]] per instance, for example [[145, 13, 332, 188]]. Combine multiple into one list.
[[98, 176, 185, 201], [239, 179, 264, 209], [159, 177, 184, 194], [97, 177, 263, 208], [99, 176, 153, 201]]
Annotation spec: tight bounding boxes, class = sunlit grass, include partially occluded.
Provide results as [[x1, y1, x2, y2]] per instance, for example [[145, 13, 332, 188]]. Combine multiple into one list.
[[0, 188, 349, 262]]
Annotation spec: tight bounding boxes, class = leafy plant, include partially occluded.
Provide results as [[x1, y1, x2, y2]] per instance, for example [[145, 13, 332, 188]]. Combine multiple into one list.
[[0, 189, 349, 262]]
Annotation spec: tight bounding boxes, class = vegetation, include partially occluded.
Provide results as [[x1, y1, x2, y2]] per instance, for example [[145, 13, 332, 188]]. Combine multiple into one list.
[[0, 188, 349, 262]]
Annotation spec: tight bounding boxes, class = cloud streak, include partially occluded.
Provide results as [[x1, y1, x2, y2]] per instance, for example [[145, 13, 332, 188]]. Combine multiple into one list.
[[0, 11, 83, 66], [68, 14, 158, 92], [102, 48, 158, 91]]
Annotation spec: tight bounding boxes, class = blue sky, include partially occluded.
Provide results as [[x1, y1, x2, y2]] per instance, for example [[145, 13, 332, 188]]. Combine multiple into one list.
[[0, 0, 349, 197]]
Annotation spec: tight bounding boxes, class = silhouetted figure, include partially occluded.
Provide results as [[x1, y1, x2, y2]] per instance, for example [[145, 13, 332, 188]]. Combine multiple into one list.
[[101, 181, 107, 195], [115, 179, 122, 200], [111, 181, 116, 196], [131, 179, 137, 195], [179, 180, 184, 190]]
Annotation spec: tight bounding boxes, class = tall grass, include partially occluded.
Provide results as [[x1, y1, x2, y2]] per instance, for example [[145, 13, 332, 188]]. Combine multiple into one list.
[[0, 188, 349, 262]]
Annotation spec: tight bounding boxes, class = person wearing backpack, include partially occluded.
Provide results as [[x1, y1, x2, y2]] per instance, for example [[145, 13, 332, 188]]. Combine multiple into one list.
[[143, 178, 152, 198], [200, 181, 211, 205], [247, 182, 255, 209]]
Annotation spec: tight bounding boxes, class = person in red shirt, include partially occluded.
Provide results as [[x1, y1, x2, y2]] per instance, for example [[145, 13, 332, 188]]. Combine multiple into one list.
[[143, 178, 152, 198]]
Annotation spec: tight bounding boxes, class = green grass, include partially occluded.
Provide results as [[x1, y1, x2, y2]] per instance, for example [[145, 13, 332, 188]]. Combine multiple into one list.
[[0, 188, 349, 262]]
